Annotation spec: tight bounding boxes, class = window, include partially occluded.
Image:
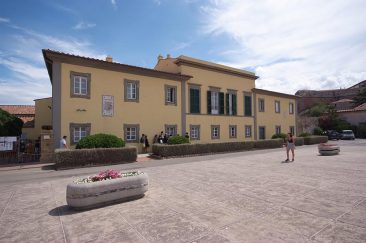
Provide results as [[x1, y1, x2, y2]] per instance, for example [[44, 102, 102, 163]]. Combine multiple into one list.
[[207, 90, 224, 114], [259, 126, 266, 140], [211, 125, 220, 139], [124, 79, 139, 102], [189, 87, 200, 113], [245, 125, 252, 138], [229, 125, 237, 138], [226, 93, 237, 115], [70, 71, 91, 99], [165, 85, 177, 105], [289, 103, 294, 114], [275, 126, 281, 135], [190, 125, 200, 140], [275, 101, 281, 113], [165, 125, 177, 136], [69, 123, 91, 145], [244, 95, 252, 116], [290, 126, 295, 135], [74, 76, 87, 95], [259, 98, 265, 112], [123, 124, 140, 142], [211, 91, 219, 114]]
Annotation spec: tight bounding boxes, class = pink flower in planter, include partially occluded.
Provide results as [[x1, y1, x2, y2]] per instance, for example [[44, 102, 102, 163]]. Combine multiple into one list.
[[91, 169, 121, 181]]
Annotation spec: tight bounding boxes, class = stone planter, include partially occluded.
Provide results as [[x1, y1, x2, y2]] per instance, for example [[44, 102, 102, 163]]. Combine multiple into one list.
[[318, 143, 340, 156], [66, 172, 148, 210]]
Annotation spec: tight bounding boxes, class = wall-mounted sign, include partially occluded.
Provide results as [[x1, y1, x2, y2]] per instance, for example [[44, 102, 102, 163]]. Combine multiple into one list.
[[0, 137, 16, 151], [102, 95, 114, 117]]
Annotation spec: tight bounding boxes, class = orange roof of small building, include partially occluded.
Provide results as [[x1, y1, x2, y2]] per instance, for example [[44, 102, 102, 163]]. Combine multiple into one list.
[[331, 99, 353, 104], [0, 105, 35, 115], [337, 103, 366, 113]]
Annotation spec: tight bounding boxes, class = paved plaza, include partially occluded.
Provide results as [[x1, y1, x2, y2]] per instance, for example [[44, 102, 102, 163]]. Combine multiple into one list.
[[0, 140, 366, 242]]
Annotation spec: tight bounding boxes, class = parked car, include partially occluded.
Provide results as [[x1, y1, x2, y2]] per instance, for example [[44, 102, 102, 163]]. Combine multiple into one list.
[[326, 130, 342, 140], [341, 130, 355, 140]]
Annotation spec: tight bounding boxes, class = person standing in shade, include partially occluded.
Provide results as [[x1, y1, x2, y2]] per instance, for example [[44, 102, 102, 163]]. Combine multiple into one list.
[[140, 134, 146, 152], [185, 132, 190, 140], [144, 135, 150, 153], [285, 133, 295, 162], [60, 136, 69, 149]]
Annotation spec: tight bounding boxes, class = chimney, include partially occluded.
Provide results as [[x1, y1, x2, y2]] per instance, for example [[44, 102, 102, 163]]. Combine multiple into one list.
[[167, 54, 171, 59], [105, 55, 113, 62], [158, 54, 163, 61]]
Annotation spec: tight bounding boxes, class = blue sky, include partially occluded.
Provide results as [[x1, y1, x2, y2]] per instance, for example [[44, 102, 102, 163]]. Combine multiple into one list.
[[1, 0, 366, 104]]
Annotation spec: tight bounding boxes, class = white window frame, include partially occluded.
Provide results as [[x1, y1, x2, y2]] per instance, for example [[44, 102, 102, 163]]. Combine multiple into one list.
[[127, 82, 137, 100], [166, 87, 176, 104], [126, 127, 137, 141], [289, 103, 294, 114], [259, 99, 265, 112], [211, 91, 219, 115], [73, 76, 88, 95], [275, 126, 281, 135], [229, 125, 236, 138], [245, 125, 252, 138], [73, 126, 87, 143], [275, 101, 280, 113], [190, 126, 199, 140]]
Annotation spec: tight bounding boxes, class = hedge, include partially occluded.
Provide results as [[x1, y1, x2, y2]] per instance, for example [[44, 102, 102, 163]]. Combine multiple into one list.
[[295, 137, 304, 146], [303, 136, 328, 145], [54, 147, 137, 170], [152, 139, 283, 158]]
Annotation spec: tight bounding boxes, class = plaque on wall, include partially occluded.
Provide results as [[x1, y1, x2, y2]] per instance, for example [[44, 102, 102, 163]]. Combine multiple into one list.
[[102, 95, 114, 117]]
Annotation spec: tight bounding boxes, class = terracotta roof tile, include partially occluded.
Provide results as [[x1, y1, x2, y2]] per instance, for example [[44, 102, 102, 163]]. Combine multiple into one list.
[[0, 105, 35, 115], [336, 102, 366, 112]]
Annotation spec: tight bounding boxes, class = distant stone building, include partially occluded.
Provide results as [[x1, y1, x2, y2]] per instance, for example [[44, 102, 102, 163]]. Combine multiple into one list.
[[295, 80, 366, 113]]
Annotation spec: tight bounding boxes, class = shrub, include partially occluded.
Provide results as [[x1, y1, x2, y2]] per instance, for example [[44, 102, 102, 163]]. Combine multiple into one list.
[[303, 136, 328, 145], [357, 124, 366, 138], [254, 139, 283, 149], [167, 135, 190, 145], [271, 133, 287, 142], [152, 139, 283, 158], [298, 132, 311, 137], [295, 137, 304, 146], [76, 133, 125, 149], [54, 147, 137, 170], [313, 127, 323, 135]]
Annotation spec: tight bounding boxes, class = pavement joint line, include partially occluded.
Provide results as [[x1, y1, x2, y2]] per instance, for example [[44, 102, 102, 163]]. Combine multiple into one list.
[[50, 182, 68, 243], [115, 208, 150, 242], [0, 190, 15, 220]]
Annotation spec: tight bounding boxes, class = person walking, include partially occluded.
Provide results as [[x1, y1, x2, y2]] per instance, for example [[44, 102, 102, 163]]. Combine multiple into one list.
[[140, 134, 146, 152], [144, 135, 150, 153], [60, 136, 69, 149], [285, 133, 295, 162]]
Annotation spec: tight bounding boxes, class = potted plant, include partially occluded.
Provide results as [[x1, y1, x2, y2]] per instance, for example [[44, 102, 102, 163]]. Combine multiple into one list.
[[66, 169, 148, 209]]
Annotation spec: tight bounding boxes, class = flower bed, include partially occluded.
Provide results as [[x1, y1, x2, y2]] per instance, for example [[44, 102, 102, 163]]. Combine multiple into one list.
[[67, 169, 148, 209]]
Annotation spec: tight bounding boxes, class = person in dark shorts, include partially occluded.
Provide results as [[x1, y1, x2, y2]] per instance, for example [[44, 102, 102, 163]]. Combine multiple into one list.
[[285, 133, 296, 162]]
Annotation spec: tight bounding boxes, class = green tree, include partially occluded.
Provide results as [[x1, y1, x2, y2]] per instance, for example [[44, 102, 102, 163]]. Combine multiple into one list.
[[0, 108, 24, 136], [308, 103, 328, 117], [352, 89, 366, 106]]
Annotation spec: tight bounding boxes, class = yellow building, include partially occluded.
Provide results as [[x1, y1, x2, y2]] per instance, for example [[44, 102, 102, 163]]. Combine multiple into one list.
[[43, 50, 297, 151]]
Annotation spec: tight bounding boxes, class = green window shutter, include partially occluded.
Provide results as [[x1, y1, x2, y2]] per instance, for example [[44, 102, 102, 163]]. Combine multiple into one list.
[[225, 93, 229, 115], [245, 96, 252, 116], [233, 94, 237, 115], [195, 89, 200, 113], [207, 91, 211, 114], [190, 89, 195, 113], [190, 89, 200, 113], [219, 92, 225, 114]]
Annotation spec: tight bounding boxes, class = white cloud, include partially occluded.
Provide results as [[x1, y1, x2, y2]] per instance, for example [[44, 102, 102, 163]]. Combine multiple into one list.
[[111, 0, 117, 9], [172, 41, 191, 51], [201, 0, 366, 94], [0, 26, 106, 104], [73, 22, 96, 30], [0, 17, 10, 23]]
